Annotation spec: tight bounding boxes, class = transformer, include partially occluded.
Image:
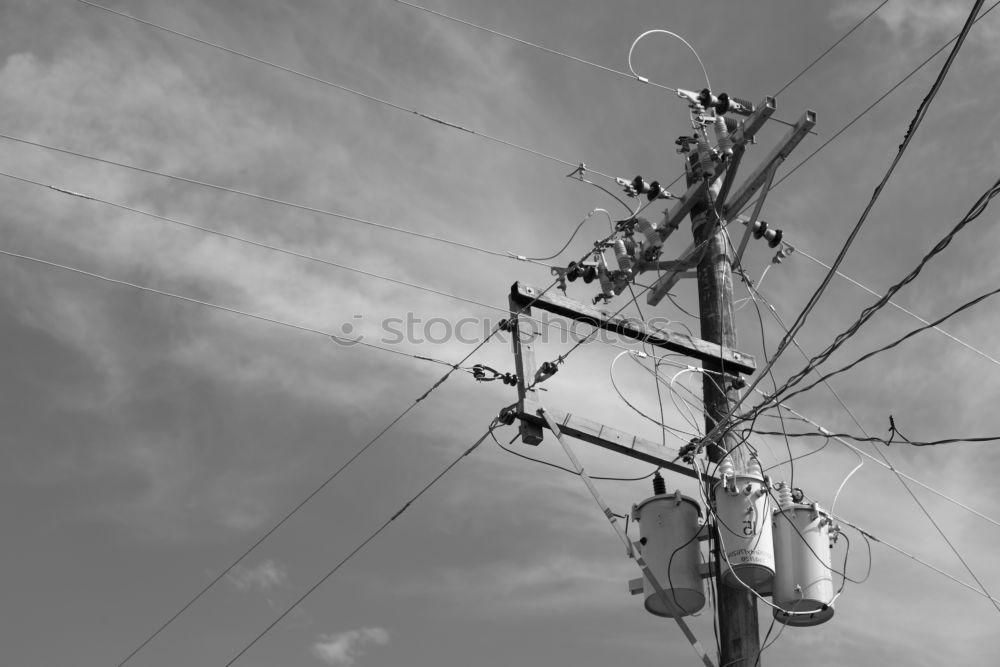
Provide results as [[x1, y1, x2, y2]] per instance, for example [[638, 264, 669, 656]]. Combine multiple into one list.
[[633, 490, 705, 617]]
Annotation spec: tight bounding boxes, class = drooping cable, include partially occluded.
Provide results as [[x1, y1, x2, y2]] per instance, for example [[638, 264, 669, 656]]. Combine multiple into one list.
[[627, 29, 706, 91], [754, 397, 1000, 530]]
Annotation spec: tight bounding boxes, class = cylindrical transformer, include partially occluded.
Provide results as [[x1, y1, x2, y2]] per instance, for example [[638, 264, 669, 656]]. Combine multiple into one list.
[[772, 502, 836, 626], [713, 473, 775, 591], [633, 491, 705, 617]]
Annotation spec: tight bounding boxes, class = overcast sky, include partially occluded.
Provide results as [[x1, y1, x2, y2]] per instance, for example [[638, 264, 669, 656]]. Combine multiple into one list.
[[2, 1, 1000, 666]]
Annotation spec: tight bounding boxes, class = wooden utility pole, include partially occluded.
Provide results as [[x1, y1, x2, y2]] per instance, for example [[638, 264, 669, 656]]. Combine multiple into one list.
[[691, 165, 761, 665]]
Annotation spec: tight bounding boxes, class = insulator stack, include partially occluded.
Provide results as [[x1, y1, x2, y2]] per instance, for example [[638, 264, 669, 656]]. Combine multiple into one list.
[[713, 116, 733, 157], [652, 471, 666, 496], [613, 239, 633, 275], [727, 96, 755, 116], [717, 458, 735, 482], [776, 483, 794, 510]]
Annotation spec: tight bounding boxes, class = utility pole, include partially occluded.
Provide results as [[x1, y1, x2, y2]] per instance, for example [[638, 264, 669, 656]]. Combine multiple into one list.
[[690, 165, 760, 665], [506, 91, 814, 666]]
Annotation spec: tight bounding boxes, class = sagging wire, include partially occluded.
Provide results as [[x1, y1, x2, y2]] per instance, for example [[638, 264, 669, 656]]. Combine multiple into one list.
[[609, 351, 699, 443], [628, 29, 710, 91], [513, 208, 616, 262], [566, 165, 636, 214], [830, 447, 864, 518]]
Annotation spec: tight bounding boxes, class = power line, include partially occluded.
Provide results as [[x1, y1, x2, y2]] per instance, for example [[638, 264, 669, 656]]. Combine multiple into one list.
[[1, 169, 655, 357], [392, 0, 676, 93], [76, 225, 611, 662], [832, 512, 1000, 607], [74, 0, 617, 182], [756, 0, 1000, 201], [791, 246, 1000, 367], [0, 131, 550, 266], [760, 0, 985, 390], [222, 422, 498, 666], [772, 0, 889, 97], [780, 282, 1000, 405], [758, 398, 1000, 531], [0, 247, 464, 370], [695, 0, 991, 458], [766, 175, 1000, 410]]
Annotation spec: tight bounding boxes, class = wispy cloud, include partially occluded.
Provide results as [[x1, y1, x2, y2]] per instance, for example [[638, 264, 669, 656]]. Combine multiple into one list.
[[226, 559, 287, 593], [312, 627, 389, 666]]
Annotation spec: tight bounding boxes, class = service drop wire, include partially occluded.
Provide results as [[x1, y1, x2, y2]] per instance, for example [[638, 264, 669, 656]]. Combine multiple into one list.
[[223, 421, 500, 666]]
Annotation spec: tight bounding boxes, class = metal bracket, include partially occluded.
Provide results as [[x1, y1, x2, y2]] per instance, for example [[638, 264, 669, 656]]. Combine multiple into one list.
[[722, 109, 817, 220]]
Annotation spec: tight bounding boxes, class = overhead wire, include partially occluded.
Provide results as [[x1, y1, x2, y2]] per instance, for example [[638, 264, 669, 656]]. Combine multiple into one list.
[[392, 0, 676, 93], [692, 0, 989, 460], [753, 0, 984, 393], [0, 248, 469, 371], [744, 0, 1000, 207], [771, 0, 890, 97], [223, 420, 500, 666], [74, 0, 618, 182], [94, 222, 622, 664], [755, 397, 1000, 531], [831, 511, 1000, 607], [0, 132, 551, 267], [792, 245, 1000, 368], [779, 281, 1000, 406], [760, 175, 1000, 411], [0, 169, 654, 359]]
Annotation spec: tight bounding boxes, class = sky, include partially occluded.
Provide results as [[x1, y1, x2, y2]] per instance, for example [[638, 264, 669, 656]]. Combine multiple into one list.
[[2, 1, 1000, 665]]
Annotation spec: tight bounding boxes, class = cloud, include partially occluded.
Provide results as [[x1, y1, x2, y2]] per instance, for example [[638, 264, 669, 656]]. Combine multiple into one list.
[[312, 627, 389, 666], [226, 559, 287, 592]]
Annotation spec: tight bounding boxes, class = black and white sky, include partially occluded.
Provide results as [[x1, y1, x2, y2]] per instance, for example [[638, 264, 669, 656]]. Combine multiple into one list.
[[2, 1, 1000, 666]]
